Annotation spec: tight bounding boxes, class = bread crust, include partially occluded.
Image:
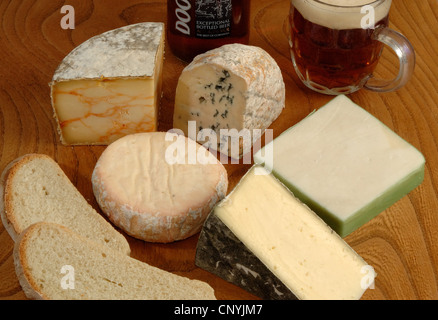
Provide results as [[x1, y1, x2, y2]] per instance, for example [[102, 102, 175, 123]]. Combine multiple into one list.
[[1, 154, 50, 241], [1, 153, 130, 255], [13, 222, 216, 300], [13, 223, 47, 300]]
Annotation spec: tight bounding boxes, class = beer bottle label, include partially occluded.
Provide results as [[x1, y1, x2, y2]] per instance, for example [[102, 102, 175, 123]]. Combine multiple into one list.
[[195, 0, 232, 39]]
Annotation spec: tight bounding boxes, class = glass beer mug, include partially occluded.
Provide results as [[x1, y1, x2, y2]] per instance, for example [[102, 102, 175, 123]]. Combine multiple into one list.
[[288, 0, 415, 95]]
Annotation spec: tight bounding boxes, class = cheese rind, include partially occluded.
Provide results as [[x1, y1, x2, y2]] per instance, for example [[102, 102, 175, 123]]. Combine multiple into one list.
[[51, 22, 164, 145], [52, 23, 163, 81], [92, 132, 228, 243], [196, 165, 374, 300], [173, 44, 285, 159], [254, 95, 426, 237], [196, 213, 297, 300]]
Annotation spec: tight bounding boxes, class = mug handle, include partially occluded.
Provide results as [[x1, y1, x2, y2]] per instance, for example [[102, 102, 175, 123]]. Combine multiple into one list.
[[364, 26, 416, 92]]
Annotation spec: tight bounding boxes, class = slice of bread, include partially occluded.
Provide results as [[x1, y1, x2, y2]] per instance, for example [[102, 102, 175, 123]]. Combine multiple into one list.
[[0, 154, 130, 255], [14, 222, 216, 300]]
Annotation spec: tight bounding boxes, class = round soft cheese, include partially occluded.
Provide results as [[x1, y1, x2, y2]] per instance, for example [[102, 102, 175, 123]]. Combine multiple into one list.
[[92, 132, 228, 243]]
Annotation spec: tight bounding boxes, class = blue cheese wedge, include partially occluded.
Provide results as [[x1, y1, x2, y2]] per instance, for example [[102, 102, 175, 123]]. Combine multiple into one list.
[[254, 95, 426, 237], [173, 44, 285, 159], [196, 165, 375, 300], [50, 22, 165, 145]]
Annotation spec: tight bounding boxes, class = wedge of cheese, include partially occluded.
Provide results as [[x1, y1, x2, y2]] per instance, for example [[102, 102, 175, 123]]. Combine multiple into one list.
[[173, 44, 285, 159], [50, 22, 164, 145], [196, 165, 375, 300], [254, 95, 425, 237]]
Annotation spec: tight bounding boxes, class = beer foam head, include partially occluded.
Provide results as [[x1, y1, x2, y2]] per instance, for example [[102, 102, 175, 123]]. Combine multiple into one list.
[[291, 0, 392, 29]]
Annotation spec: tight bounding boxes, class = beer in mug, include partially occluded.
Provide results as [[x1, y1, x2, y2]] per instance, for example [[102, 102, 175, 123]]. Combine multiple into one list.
[[289, 0, 415, 95]]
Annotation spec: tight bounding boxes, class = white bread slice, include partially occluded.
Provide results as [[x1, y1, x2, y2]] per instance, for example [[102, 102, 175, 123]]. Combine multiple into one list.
[[0, 154, 130, 255], [14, 222, 216, 300]]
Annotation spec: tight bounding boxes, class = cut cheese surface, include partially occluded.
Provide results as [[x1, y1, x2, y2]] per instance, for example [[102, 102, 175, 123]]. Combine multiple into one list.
[[197, 165, 374, 300], [92, 132, 228, 243], [51, 22, 164, 145], [52, 79, 158, 144], [173, 44, 285, 159], [254, 95, 425, 237]]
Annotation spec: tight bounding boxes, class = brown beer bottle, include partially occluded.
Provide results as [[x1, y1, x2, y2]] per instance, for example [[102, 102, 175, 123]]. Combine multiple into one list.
[[167, 0, 250, 62]]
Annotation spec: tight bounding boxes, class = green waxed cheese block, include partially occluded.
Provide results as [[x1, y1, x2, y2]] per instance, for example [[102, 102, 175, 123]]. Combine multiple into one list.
[[271, 163, 425, 237], [254, 95, 425, 238]]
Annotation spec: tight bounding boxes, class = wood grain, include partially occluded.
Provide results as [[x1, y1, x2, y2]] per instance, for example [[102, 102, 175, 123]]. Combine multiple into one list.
[[0, 0, 437, 300]]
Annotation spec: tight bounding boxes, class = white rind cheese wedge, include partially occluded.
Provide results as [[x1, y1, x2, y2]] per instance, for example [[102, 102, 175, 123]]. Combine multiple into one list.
[[50, 22, 165, 145], [173, 44, 285, 159], [92, 132, 228, 243], [196, 165, 375, 300], [254, 95, 425, 237]]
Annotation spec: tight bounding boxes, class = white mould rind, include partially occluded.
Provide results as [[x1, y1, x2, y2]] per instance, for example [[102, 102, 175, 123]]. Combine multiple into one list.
[[52, 22, 164, 82]]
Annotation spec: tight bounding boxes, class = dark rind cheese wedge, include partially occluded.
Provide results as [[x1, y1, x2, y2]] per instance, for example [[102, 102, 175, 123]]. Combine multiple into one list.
[[196, 213, 297, 300], [195, 165, 375, 300]]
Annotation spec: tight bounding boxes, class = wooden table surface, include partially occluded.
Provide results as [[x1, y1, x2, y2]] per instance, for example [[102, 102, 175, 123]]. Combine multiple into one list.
[[0, 0, 437, 300]]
